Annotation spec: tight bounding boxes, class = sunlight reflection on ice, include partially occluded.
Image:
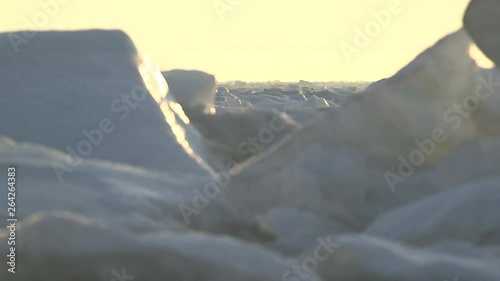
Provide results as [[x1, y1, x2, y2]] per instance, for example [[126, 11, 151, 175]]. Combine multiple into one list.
[[138, 54, 215, 175]]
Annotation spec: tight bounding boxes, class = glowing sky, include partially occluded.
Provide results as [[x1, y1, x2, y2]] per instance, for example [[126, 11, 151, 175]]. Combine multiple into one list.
[[3, 0, 487, 81]]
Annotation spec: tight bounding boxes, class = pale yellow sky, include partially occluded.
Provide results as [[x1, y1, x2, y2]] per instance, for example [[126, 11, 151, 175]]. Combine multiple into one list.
[[2, 0, 482, 81]]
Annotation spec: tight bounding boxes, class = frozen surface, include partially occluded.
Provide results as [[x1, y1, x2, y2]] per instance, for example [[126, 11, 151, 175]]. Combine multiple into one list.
[[0, 30, 212, 174], [366, 178, 500, 245], [0, 29, 499, 280]]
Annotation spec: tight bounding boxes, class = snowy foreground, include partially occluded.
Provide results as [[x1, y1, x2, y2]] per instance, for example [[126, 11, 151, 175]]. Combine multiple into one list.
[[1, 29, 500, 280]]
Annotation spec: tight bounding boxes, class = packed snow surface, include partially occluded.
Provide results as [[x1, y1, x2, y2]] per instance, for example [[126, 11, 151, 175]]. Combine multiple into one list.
[[0, 29, 499, 281]]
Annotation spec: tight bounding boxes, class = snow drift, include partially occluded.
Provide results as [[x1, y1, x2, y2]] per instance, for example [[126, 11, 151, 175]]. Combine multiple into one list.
[[0, 30, 217, 175], [1, 27, 500, 281]]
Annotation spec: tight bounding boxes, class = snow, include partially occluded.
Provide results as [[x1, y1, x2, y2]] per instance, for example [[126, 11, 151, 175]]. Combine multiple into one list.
[[256, 208, 350, 255], [309, 235, 500, 281], [0, 137, 269, 239], [366, 178, 500, 246], [163, 69, 217, 116], [222, 30, 497, 229], [0, 28, 499, 280], [0, 212, 310, 281], [0, 30, 212, 175]]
